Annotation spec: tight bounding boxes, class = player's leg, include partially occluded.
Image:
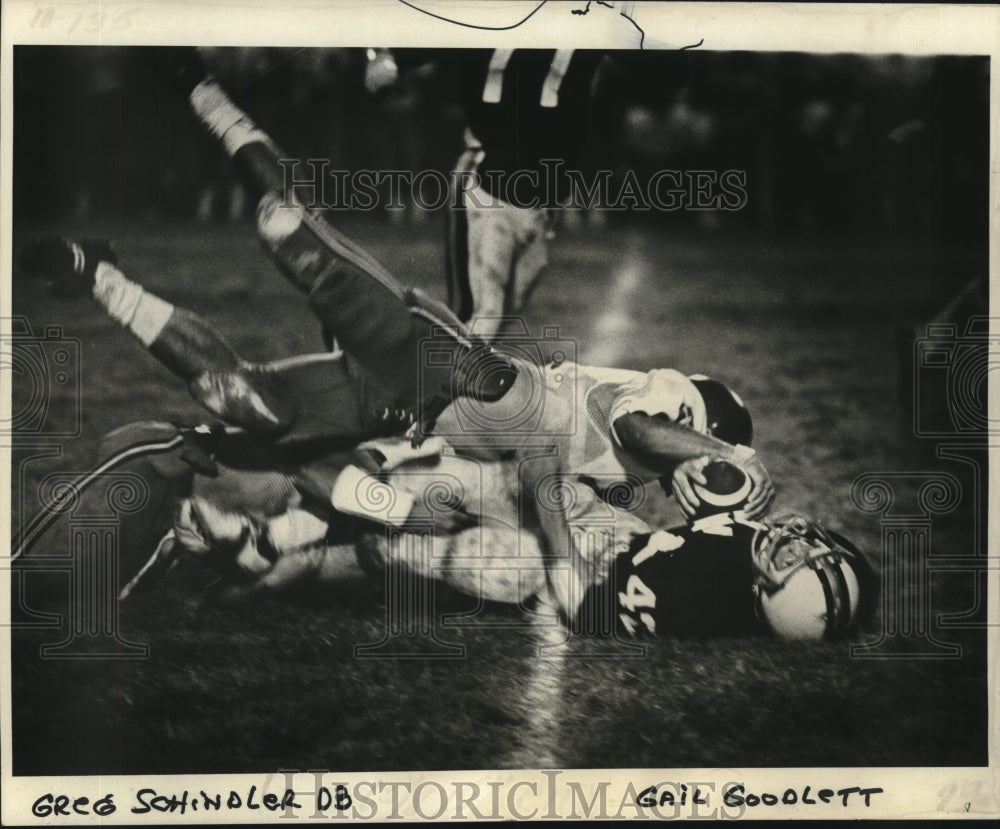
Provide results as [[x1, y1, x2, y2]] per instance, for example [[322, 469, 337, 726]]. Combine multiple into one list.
[[176, 494, 363, 605], [510, 207, 550, 315], [17, 237, 324, 437], [159, 49, 517, 420], [18, 237, 236, 380], [445, 141, 483, 322], [463, 191, 518, 341]]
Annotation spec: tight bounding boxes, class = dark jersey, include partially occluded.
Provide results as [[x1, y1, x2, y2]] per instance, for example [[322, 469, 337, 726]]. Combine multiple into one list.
[[577, 513, 768, 638], [391, 48, 607, 203], [458, 49, 607, 202], [391, 47, 691, 204]]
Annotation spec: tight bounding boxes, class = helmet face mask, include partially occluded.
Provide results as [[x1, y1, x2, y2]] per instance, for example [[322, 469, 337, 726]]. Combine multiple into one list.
[[754, 517, 833, 584], [751, 516, 871, 640], [771, 534, 827, 571]]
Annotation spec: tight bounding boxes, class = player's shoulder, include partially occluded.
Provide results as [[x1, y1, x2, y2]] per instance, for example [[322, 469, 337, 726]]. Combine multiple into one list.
[[625, 513, 763, 563], [604, 366, 705, 429], [576, 360, 641, 381]]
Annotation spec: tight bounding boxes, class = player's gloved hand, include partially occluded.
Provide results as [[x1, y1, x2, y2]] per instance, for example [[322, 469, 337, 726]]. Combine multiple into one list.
[[730, 446, 774, 519], [669, 455, 712, 519], [17, 236, 117, 298]]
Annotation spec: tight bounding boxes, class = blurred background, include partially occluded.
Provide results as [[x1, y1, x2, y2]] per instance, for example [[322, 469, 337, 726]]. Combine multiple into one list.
[[13, 46, 989, 251]]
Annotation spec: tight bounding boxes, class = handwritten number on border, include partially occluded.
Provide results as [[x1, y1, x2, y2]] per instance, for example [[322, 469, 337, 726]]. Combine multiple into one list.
[[29, 6, 140, 32]]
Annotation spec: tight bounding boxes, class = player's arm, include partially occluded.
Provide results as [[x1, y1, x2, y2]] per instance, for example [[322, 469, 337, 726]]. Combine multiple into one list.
[[516, 450, 589, 621], [614, 410, 749, 467], [613, 412, 773, 518], [294, 439, 477, 536]]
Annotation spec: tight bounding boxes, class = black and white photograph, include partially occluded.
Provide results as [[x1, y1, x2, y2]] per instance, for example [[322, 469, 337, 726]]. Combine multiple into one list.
[[2, 1, 997, 822]]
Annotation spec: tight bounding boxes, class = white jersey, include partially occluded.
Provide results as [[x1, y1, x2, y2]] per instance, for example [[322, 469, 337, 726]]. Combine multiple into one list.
[[544, 362, 708, 483], [434, 359, 707, 487], [374, 439, 653, 597], [178, 433, 657, 605]]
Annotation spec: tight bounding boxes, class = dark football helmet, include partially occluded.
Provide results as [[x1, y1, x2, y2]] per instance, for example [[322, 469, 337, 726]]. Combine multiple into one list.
[[689, 374, 753, 446]]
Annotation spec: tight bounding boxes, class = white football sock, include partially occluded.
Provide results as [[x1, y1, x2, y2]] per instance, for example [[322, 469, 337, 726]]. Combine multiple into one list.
[[189, 79, 276, 157], [93, 262, 174, 347]]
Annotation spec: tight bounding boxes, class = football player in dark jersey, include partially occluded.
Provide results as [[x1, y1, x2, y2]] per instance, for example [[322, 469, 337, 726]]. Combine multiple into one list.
[[581, 513, 877, 640], [365, 44, 689, 338], [443, 48, 612, 335]]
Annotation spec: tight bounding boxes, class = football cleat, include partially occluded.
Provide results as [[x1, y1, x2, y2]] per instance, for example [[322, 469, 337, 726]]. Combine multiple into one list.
[[17, 237, 117, 298], [752, 515, 876, 640], [405, 286, 519, 405], [454, 344, 519, 404], [689, 375, 753, 446]]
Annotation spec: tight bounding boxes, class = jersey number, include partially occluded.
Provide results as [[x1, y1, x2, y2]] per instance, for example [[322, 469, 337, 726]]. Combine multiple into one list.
[[482, 49, 575, 108], [617, 530, 684, 636], [618, 574, 657, 634]]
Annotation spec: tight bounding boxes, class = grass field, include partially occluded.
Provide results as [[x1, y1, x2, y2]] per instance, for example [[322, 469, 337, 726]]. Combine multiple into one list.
[[9, 214, 988, 773]]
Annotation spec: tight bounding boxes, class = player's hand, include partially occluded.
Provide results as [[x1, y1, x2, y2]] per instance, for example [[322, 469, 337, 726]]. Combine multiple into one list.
[[670, 455, 711, 519], [734, 450, 774, 519], [364, 48, 399, 94]]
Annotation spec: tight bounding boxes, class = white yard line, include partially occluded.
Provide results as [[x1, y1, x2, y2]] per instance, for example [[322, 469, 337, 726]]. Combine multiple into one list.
[[506, 592, 569, 768], [504, 232, 651, 767], [582, 232, 649, 367]]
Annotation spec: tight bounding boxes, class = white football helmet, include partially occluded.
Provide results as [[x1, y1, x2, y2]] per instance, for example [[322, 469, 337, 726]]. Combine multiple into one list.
[[751, 516, 874, 640]]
